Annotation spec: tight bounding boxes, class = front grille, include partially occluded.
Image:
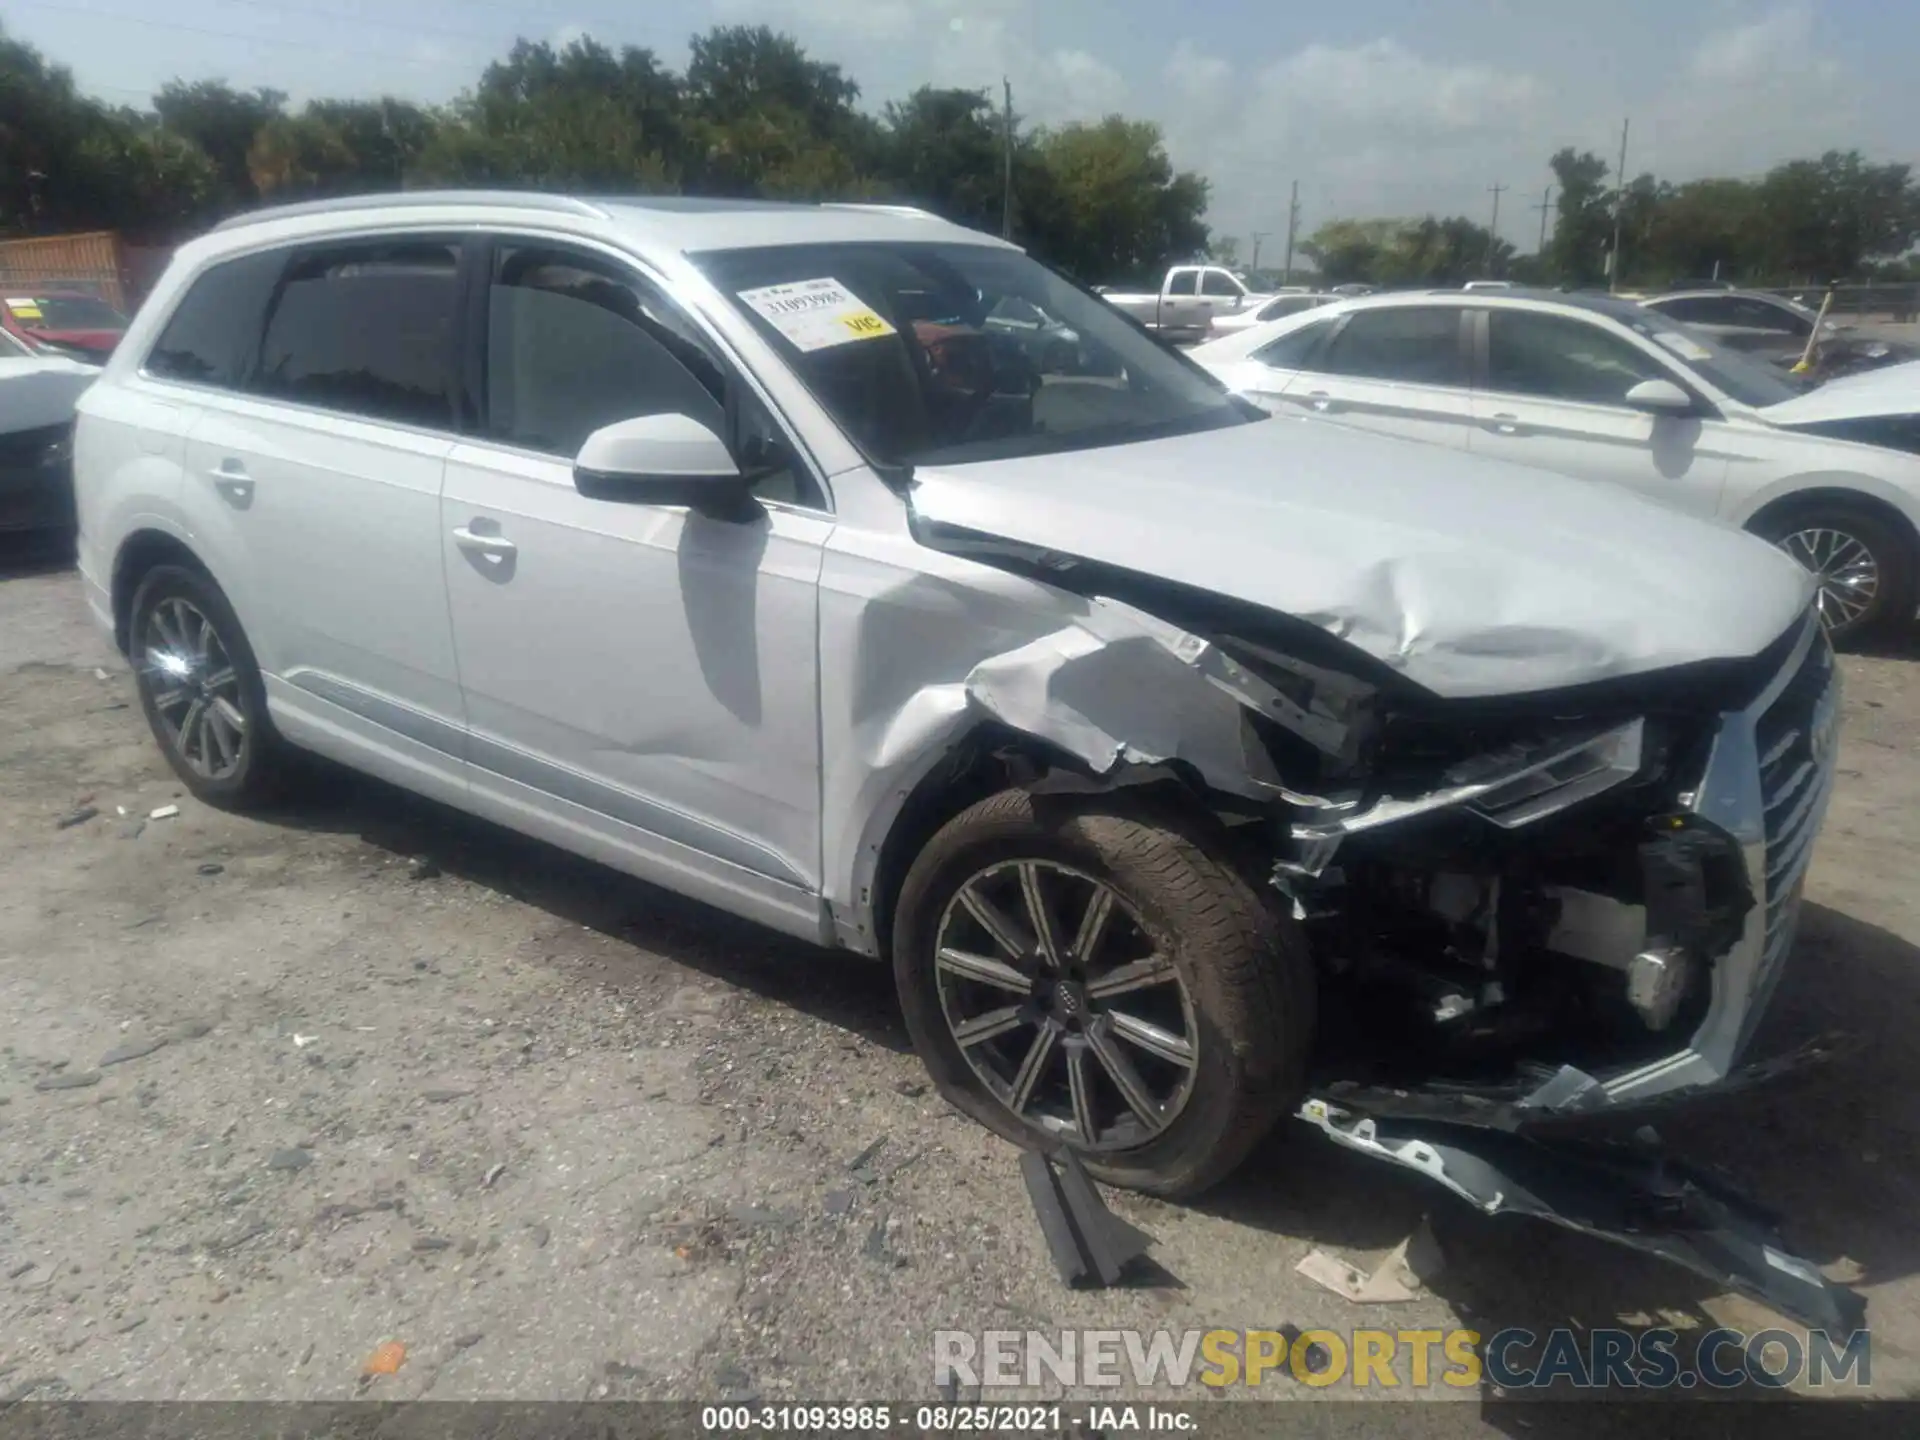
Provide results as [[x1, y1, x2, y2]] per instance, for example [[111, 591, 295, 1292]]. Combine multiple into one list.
[[1746, 625, 1840, 1032]]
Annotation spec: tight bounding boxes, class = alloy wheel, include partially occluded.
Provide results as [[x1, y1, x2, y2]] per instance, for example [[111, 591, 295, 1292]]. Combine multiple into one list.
[[1780, 526, 1879, 631], [932, 859, 1197, 1151], [140, 596, 249, 781]]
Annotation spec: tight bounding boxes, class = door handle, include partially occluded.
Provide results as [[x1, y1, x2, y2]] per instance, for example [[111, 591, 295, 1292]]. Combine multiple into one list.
[[452, 525, 517, 561], [1486, 413, 1522, 435], [207, 462, 253, 504]]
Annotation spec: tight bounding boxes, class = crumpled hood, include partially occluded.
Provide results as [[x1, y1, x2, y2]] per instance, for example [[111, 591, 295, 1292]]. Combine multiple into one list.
[[0, 355, 98, 436], [907, 414, 1813, 699], [1759, 357, 1920, 426]]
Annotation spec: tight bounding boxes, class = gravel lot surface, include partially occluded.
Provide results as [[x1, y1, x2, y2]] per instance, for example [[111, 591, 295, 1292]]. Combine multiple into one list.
[[3, 534, 1918, 1427]]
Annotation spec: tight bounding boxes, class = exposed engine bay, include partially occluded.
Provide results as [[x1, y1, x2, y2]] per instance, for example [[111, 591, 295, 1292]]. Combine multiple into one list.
[[891, 506, 1854, 1327]]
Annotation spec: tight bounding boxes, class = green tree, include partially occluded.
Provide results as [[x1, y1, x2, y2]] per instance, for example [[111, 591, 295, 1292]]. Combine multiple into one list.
[[1019, 117, 1209, 284], [880, 86, 1005, 232], [415, 37, 683, 190], [1301, 215, 1511, 287], [1549, 147, 1613, 286], [682, 25, 873, 198], [151, 80, 284, 203], [1751, 151, 1918, 281]]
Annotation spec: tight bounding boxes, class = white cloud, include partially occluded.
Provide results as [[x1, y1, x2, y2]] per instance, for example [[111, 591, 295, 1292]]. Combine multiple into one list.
[[711, 0, 927, 46], [1690, 3, 1814, 81], [551, 23, 592, 51], [1039, 49, 1126, 121], [1638, 5, 1856, 178]]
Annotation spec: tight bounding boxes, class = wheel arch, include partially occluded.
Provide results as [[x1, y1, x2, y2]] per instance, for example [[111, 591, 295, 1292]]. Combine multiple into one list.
[[111, 527, 214, 655], [858, 723, 1231, 966], [1735, 475, 1920, 563]]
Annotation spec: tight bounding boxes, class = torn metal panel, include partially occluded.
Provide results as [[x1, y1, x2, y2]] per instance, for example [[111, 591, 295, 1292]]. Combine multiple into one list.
[[1291, 718, 1646, 845], [1299, 1099, 1865, 1332], [815, 536, 1300, 954], [906, 418, 1814, 700]]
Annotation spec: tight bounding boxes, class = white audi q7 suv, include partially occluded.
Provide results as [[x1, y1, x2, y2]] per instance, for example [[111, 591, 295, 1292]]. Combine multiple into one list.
[[73, 192, 1855, 1326]]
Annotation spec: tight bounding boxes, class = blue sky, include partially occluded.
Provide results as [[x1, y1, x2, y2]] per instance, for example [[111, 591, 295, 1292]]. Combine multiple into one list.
[[5, 0, 1915, 253]]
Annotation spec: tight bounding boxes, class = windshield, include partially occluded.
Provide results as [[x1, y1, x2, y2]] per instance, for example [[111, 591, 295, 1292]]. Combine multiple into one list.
[[6, 295, 127, 330], [693, 242, 1251, 467], [1624, 313, 1802, 407]]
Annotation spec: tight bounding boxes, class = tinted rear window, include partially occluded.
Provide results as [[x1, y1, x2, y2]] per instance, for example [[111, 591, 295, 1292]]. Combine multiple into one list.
[[253, 242, 460, 429], [146, 251, 285, 389]]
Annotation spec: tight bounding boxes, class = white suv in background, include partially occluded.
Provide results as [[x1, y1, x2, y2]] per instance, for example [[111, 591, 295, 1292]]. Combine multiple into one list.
[[71, 193, 1856, 1321], [1193, 289, 1920, 640]]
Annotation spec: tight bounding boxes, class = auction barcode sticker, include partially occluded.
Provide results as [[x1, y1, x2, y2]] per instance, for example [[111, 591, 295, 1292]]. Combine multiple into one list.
[[738, 277, 896, 352]]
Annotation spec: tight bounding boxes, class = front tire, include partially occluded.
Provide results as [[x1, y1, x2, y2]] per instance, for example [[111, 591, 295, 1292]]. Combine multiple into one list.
[[1754, 504, 1915, 644], [129, 563, 288, 809], [892, 789, 1314, 1198]]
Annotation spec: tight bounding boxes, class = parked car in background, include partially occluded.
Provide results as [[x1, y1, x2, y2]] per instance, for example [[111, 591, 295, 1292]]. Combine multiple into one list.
[[1, 291, 129, 359], [1758, 358, 1920, 457], [1097, 264, 1270, 341], [68, 194, 1861, 1325], [1641, 288, 1915, 380], [981, 295, 1095, 374], [1, 325, 99, 533], [1462, 280, 1514, 291], [1193, 288, 1920, 640], [1208, 291, 1339, 336]]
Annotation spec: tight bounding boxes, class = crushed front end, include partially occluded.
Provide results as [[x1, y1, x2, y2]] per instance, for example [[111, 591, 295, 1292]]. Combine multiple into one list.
[[1250, 610, 1857, 1327]]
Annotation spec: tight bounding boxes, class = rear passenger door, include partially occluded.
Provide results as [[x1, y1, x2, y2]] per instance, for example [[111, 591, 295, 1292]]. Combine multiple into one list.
[[1276, 305, 1476, 450], [181, 238, 467, 744]]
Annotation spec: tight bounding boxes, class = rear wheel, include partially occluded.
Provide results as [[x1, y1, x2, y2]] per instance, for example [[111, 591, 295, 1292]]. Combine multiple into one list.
[[892, 789, 1314, 1198], [129, 563, 288, 809], [1754, 505, 1915, 644]]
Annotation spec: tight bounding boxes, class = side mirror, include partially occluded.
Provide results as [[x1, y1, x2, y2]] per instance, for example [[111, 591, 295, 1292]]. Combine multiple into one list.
[[573, 412, 755, 518], [1623, 378, 1696, 416]]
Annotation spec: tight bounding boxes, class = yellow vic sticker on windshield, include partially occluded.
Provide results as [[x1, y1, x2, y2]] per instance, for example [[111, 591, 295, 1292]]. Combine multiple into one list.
[[5, 298, 43, 320], [738, 278, 896, 352]]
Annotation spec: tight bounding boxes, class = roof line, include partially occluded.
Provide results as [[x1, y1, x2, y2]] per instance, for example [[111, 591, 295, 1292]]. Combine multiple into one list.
[[211, 190, 612, 233]]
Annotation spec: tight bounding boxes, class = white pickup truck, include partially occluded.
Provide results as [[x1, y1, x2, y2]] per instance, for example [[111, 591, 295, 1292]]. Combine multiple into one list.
[[1096, 264, 1269, 342]]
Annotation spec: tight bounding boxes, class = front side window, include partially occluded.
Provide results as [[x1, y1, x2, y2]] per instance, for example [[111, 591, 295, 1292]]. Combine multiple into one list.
[[146, 250, 284, 389], [1166, 270, 1198, 296], [1647, 296, 1725, 325], [253, 241, 460, 429], [694, 242, 1250, 468], [1320, 307, 1467, 386], [1486, 310, 1670, 406], [1200, 270, 1242, 298], [485, 243, 813, 505], [1727, 297, 1809, 334]]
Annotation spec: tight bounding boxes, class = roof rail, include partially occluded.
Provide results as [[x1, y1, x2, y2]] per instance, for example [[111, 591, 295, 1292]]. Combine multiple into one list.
[[823, 202, 939, 220], [212, 190, 611, 232]]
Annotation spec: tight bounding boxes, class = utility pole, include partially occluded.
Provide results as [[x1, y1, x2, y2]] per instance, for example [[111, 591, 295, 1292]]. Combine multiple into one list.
[[1281, 180, 1299, 287], [1532, 184, 1553, 255], [1608, 116, 1629, 293], [1000, 77, 1014, 240], [1249, 231, 1271, 272], [1486, 183, 1507, 273]]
